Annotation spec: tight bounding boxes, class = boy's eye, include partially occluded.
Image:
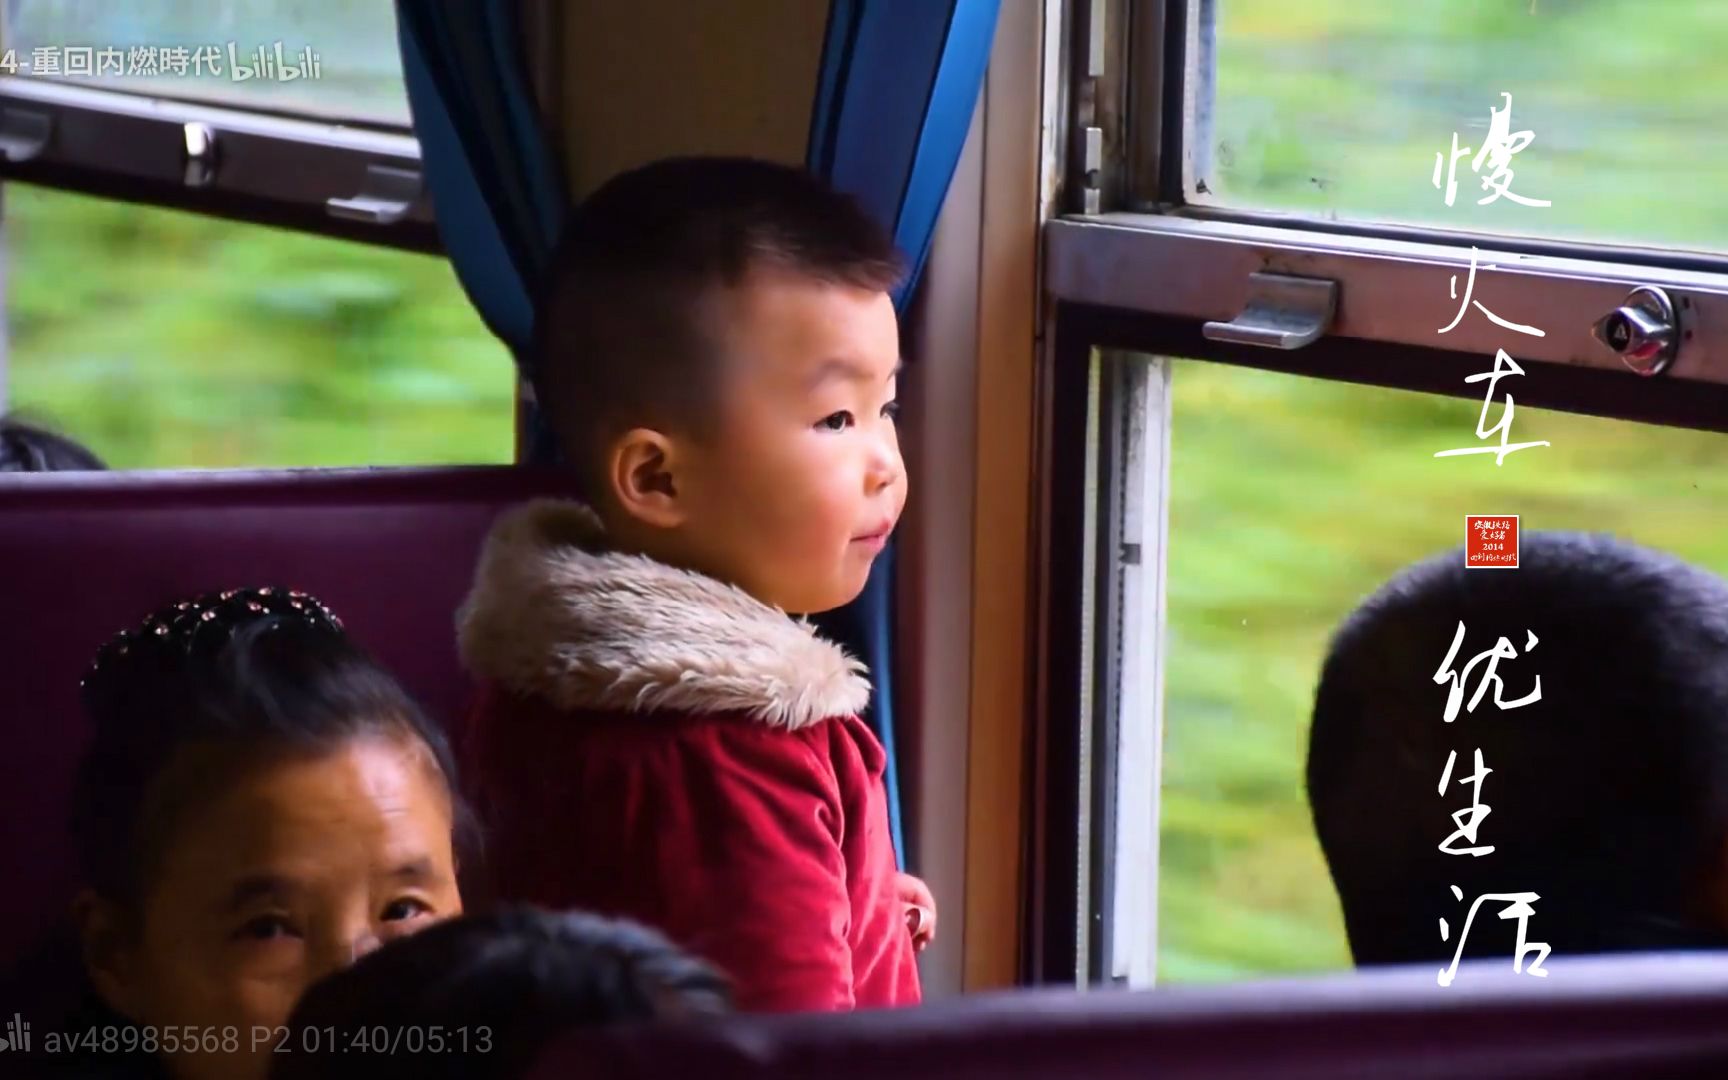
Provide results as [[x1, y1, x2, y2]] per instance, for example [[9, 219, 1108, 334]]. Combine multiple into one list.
[[816, 411, 854, 432], [382, 897, 432, 922], [235, 915, 298, 942]]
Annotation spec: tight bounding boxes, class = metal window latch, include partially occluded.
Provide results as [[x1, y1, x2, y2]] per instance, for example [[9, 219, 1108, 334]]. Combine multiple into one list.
[[182, 122, 217, 188], [327, 164, 422, 225], [0, 107, 51, 163], [1083, 126, 1103, 216], [1591, 285, 1679, 377], [1202, 272, 1339, 350]]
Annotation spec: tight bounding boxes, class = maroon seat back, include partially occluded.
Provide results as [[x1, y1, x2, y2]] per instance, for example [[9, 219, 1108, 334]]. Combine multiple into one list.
[[0, 466, 572, 971], [534, 953, 1728, 1079]]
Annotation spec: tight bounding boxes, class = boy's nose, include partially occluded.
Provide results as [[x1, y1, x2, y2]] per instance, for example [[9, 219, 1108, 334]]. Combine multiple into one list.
[[867, 450, 902, 494], [866, 435, 903, 493]]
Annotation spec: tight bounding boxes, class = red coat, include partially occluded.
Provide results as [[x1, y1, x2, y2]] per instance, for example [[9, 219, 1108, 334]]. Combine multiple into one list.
[[456, 500, 921, 1013]]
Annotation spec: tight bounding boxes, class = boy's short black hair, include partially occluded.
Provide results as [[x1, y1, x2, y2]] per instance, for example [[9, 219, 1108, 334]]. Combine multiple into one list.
[[271, 906, 732, 1080], [532, 156, 903, 489], [1308, 532, 1728, 966], [0, 415, 105, 471]]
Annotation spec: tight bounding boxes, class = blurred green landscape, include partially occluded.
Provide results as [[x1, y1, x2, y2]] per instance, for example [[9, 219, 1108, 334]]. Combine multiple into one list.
[[1160, 0, 1728, 982], [1207, 0, 1728, 254], [4, 183, 512, 468]]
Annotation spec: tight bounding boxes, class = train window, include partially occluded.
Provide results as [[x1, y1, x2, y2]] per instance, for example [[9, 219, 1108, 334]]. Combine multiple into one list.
[[1034, 0, 1728, 991], [1128, 356, 1728, 984], [6, 0, 410, 126], [0, 4, 504, 467], [0, 2, 435, 248], [1045, 343, 1728, 990], [0, 182, 511, 468]]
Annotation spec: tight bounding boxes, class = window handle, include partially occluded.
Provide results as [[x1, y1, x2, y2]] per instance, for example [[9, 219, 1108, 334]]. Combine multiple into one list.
[[182, 122, 217, 188], [0, 107, 51, 163], [326, 164, 421, 225], [1591, 285, 1678, 377], [1203, 272, 1339, 350]]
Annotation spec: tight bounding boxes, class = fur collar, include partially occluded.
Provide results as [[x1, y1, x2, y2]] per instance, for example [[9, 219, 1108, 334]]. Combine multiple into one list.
[[457, 499, 871, 730]]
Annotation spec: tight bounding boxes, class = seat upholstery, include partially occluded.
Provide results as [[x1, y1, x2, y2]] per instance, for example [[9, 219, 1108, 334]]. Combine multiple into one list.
[[0, 466, 571, 972], [533, 953, 1728, 1079]]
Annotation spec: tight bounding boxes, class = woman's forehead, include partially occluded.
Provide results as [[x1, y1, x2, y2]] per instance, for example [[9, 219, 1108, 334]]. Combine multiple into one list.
[[145, 739, 455, 895]]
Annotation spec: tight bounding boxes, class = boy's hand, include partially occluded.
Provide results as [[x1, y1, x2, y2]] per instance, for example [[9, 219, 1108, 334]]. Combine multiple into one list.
[[896, 872, 937, 953]]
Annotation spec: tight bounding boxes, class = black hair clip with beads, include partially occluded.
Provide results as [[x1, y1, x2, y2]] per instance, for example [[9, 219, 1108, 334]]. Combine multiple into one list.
[[81, 586, 346, 692]]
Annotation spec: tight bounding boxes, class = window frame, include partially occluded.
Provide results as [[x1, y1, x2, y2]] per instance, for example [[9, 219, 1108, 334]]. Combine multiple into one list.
[[1034, 308, 1728, 989], [0, 0, 441, 253], [1047, 216, 1728, 421], [0, 76, 438, 253], [1121, 0, 1728, 280]]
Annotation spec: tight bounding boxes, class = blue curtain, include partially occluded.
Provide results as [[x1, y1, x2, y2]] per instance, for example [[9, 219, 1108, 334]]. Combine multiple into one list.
[[807, 0, 1002, 867], [399, 0, 1000, 869], [396, 0, 566, 360]]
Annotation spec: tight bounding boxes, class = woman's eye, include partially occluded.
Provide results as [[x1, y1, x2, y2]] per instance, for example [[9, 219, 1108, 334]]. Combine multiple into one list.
[[816, 411, 854, 432], [382, 898, 432, 922], [881, 400, 901, 421], [235, 915, 297, 942]]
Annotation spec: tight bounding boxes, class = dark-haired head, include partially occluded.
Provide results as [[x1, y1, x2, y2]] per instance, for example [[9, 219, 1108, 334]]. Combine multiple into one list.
[[1308, 532, 1728, 968], [534, 155, 903, 494], [71, 588, 470, 1080], [532, 156, 908, 617], [0, 414, 105, 471], [272, 906, 732, 1080]]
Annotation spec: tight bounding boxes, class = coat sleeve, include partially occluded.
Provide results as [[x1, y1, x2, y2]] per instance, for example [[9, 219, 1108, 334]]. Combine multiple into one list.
[[656, 722, 856, 1013]]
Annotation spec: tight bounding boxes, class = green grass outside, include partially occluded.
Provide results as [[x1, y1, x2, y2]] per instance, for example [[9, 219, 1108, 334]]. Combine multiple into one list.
[[5, 183, 512, 468]]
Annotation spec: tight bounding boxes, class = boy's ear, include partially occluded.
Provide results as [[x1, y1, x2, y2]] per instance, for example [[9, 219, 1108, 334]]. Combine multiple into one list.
[[607, 428, 687, 530], [73, 889, 143, 1020]]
